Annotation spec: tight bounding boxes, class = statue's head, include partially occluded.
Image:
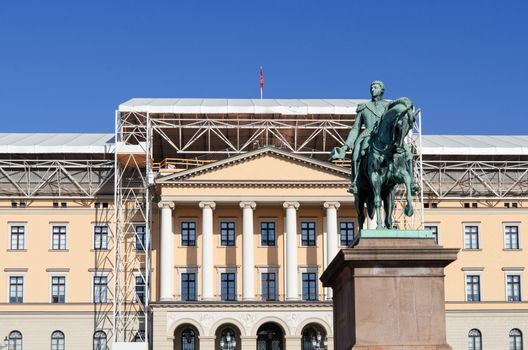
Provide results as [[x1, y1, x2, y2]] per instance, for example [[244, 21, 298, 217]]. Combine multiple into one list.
[[370, 80, 385, 99]]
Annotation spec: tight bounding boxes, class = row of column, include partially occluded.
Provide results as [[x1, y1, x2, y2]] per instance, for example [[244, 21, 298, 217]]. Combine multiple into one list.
[[158, 201, 342, 301]]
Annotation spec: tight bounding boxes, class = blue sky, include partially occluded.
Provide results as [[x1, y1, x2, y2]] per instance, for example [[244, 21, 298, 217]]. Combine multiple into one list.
[[0, 0, 526, 134]]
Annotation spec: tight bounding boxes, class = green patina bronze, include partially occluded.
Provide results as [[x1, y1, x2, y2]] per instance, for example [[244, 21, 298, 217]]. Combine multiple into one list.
[[330, 81, 420, 230]]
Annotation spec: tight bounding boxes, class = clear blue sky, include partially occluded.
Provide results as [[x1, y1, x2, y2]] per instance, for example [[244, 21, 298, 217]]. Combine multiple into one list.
[[1, 0, 526, 134]]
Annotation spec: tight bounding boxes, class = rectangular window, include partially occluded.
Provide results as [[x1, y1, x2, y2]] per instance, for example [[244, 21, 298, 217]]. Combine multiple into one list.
[[505, 225, 520, 250], [220, 221, 236, 246], [181, 221, 196, 246], [339, 221, 354, 247], [181, 273, 196, 301], [260, 222, 276, 246], [10, 226, 25, 250], [466, 275, 481, 302], [464, 225, 479, 249], [261, 272, 276, 301], [507, 275, 521, 301], [94, 225, 109, 250], [424, 225, 439, 244], [135, 225, 146, 250], [135, 275, 146, 304], [93, 275, 108, 303], [9, 276, 23, 303], [302, 272, 318, 301], [301, 221, 316, 246], [51, 276, 66, 303], [51, 225, 67, 250], [221, 273, 236, 301]]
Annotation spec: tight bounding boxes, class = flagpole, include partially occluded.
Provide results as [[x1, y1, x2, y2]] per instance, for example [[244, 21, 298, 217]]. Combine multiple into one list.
[[259, 66, 264, 100]]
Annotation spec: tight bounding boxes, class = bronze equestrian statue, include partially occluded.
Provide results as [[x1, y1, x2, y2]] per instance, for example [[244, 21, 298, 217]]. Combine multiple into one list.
[[331, 81, 420, 229]]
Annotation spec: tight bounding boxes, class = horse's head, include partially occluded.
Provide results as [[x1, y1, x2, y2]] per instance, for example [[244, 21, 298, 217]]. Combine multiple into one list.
[[388, 97, 416, 151]]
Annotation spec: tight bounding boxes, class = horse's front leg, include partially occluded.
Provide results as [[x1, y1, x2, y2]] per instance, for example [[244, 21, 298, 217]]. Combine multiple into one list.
[[383, 189, 395, 229], [354, 192, 365, 231], [370, 173, 384, 229], [403, 172, 414, 217]]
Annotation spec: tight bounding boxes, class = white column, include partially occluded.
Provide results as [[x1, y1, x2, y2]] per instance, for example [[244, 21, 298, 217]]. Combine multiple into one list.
[[199, 201, 216, 300], [324, 201, 340, 266], [324, 201, 340, 300], [158, 201, 174, 301], [240, 201, 256, 300], [283, 201, 300, 300]]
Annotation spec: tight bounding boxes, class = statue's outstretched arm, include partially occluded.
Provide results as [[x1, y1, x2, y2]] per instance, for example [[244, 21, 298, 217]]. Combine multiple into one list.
[[329, 112, 362, 161]]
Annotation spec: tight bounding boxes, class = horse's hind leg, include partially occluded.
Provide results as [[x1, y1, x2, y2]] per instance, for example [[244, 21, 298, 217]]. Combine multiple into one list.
[[403, 173, 414, 217]]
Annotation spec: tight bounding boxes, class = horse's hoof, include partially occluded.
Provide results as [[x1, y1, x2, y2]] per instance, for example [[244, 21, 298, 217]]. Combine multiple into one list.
[[405, 206, 414, 216]]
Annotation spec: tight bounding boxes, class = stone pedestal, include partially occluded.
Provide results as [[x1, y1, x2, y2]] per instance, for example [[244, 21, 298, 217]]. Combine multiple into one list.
[[320, 230, 458, 350]]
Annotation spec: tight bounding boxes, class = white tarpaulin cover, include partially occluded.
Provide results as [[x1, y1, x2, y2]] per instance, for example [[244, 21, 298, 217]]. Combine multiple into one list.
[[119, 98, 368, 115], [0, 133, 114, 154], [0, 132, 527, 156]]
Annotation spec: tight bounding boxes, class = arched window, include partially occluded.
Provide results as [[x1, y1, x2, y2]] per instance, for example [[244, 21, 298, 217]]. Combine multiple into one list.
[[93, 331, 107, 350], [510, 329, 523, 350], [181, 328, 196, 350], [8, 331, 22, 350], [468, 329, 482, 350], [302, 324, 327, 350], [51, 331, 65, 350]]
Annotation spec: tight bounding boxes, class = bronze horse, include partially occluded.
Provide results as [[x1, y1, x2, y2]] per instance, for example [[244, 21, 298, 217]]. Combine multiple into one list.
[[355, 98, 418, 229]]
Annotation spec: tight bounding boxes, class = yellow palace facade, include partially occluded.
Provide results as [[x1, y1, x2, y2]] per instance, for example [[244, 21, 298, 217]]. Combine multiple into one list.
[[0, 99, 527, 350]]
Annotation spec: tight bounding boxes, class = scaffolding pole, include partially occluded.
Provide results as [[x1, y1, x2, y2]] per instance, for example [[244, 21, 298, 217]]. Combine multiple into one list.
[[113, 110, 152, 348]]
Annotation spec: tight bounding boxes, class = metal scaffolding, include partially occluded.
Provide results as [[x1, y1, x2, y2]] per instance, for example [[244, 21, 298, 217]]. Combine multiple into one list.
[[422, 159, 528, 201], [0, 158, 113, 198], [113, 111, 152, 347], [149, 114, 354, 158]]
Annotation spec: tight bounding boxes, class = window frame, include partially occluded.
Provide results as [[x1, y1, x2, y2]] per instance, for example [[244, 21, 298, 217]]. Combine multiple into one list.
[[509, 328, 523, 350], [424, 223, 440, 244], [468, 328, 482, 350], [93, 330, 107, 350], [50, 274, 67, 304], [463, 224, 480, 250], [134, 272, 146, 304], [504, 223, 521, 250], [180, 271, 197, 301], [219, 269, 237, 301], [259, 219, 277, 247], [8, 330, 22, 350], [50, 223, 68, 251], [179, 218, 197, 247], [8, 223, 26, 251], [505, 273, 522, 302], [8, 274, 24, 303], [134, 223, 147, 251], [300, 219, 317, 247], [219, 219, 237, 247], [338, 219, 355, 247], [301, 271, 318, 301], [51, 330, 65, 350], [93, 273, 109, 304], [92, 223, 109, 250], [465, 272, 482, 302]]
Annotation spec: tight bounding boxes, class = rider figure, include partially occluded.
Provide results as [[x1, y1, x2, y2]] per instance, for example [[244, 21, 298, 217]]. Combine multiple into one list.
[[339, 80, 389, 194]]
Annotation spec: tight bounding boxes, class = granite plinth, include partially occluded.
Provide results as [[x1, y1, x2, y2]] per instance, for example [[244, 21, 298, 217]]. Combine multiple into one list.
[[320, 231, 459, 350]]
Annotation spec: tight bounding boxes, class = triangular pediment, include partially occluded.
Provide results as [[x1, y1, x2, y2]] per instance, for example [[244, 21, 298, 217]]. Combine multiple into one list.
[[156, 147, 350, 185]]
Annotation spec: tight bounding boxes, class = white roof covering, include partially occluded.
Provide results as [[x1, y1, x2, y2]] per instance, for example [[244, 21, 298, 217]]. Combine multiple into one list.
[[119, 98, 368, 115], [0, 133, 114, 154], [0, 133, 527, 156], [421, 135, 528, 155]]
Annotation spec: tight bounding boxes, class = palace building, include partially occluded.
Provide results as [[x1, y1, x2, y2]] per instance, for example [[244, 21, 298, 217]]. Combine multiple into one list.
[[0, 99, 527, 350]]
